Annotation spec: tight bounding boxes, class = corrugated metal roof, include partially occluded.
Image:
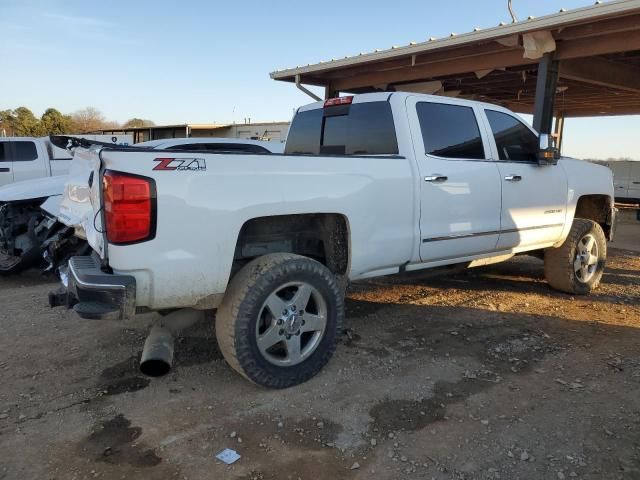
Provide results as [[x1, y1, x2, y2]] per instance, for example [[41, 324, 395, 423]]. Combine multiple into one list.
[[270, 0, 640, 80]]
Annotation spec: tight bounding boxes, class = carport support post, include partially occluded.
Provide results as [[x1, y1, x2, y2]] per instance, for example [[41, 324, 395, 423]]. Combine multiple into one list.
[[532, 53, 559, 135], [324, 84, 338, 100]]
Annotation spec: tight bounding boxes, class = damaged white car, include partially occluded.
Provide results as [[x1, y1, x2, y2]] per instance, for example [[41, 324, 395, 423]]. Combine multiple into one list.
[[0, 137, 282, 273]]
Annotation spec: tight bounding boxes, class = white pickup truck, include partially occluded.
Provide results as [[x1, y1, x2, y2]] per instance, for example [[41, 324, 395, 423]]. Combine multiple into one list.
[[0, 137, 72, 186], [0, 135, 129, 272], [0, 135, 132, 187], [52, 93, 615, 388]]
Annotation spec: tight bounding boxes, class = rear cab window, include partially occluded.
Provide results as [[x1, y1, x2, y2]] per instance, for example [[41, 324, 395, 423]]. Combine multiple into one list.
[[284, 100, 399, 155], [167, 143, 270, 154]]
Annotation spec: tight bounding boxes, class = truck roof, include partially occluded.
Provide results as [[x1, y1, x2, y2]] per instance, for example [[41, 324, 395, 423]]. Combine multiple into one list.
[[297, 92, 518, 114], [0, 137, 41, 141]]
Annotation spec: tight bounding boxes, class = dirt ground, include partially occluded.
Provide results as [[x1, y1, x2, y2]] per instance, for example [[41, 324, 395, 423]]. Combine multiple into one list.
[[1, 213, 639, 480]]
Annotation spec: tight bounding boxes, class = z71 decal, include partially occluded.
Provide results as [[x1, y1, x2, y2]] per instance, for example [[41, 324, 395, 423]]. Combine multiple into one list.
[[153, 158, 207, 171]]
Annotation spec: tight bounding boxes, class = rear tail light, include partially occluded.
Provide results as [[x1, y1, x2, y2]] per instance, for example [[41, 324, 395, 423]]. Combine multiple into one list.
[[324, 96, 353, 108], [103, 170, 156, 244]]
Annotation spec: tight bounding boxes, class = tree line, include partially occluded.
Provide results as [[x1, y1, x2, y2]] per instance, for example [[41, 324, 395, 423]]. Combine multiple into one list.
[[0, 106, 155, 137]]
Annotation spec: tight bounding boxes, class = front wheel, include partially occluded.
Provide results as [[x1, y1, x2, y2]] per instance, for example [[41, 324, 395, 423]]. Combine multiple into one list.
[[216, 253, 344, 388], [544, 219, 607, 295]]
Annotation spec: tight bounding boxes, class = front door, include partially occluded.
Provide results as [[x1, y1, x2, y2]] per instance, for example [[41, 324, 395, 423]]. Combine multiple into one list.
[[481, 109, 567, 250], [407, 97, 503, 262]]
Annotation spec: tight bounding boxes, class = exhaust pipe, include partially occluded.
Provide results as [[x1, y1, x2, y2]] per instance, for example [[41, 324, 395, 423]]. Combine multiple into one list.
[[139, 309, 204, 377], [140, 326, 174, 377]]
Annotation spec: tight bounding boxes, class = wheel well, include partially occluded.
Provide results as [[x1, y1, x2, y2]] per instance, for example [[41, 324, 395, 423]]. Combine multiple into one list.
[[574, 195, 614, 240], [233, 214, 349, 277]]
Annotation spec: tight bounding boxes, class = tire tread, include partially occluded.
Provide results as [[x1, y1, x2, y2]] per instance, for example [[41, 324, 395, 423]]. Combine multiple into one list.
[[544, 218, 606, 294], [216, 253, 343, 388]]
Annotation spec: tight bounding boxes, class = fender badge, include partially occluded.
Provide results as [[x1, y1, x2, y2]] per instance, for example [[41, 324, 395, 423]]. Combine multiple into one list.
[[153, 157, 207, 171]]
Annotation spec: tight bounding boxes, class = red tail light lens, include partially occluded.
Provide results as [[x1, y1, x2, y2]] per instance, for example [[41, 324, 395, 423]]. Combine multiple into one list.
[[103, 170, 156, 244]]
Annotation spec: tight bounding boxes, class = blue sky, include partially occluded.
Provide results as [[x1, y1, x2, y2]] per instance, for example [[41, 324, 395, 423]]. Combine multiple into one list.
[[0, 0, 637, 159]]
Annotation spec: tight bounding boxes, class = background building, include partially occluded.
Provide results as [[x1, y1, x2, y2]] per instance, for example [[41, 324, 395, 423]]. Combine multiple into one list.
[[98, 121, 289, 144]]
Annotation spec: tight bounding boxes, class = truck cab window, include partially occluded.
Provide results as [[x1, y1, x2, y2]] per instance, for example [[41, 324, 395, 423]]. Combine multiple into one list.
[[167, 143, 269, 154], [284, 109, 323, 154], [485, 110, 539, 162], [12, 141, 38, 162], [0, 142, 7, 162], [417, 103, 485, 160], [201, 144, 270, 154], [168, 143, 204, 151], [321, 115, 348, 154], [285, 102, 398, 156]]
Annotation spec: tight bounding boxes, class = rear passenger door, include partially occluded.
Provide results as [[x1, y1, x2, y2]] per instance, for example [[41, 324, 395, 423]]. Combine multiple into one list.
[[9, 140, 48, 183], [407, 97, 503, 262], [481, 109, 567, 250], [0, 141, 13, 186]]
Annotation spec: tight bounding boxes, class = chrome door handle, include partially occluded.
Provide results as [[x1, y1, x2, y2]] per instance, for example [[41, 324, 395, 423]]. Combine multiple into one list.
[[504, 175, 522, 182], [424, 175, 448, 183]]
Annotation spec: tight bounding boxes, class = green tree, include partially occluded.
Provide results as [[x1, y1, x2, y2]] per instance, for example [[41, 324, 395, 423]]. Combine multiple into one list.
[[0, 109, 16, 136], [41, 108, 74, 135], [123, 118, 155, 128], [12, 107, 44, 136]]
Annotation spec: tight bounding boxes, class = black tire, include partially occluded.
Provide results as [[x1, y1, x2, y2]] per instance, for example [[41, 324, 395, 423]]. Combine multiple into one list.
[[216, 253, 344, 389], [544, 219, 607, 295]]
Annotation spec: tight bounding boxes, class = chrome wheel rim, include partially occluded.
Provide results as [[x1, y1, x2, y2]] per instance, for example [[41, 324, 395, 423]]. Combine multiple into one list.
[[255, 282, 328, 367], [574, 233, 599, 284]]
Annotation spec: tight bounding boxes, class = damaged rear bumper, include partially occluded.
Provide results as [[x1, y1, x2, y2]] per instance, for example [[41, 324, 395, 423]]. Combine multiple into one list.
[[49, 254, 136, 320]]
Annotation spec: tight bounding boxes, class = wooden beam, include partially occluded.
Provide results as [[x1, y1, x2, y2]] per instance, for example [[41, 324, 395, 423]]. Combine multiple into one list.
[[504, 102, 535, 114], [504, 102, 640, 117], [324, 84, 338, 99], [556, 29, 640, 60], [555, 14, 640, 41], [559, 57, 640, 93], [333, 49, 534, 91], [333, 29, 640, 91], [562, 105, 640, 117], [323, 43, 516, 80], [329, 28, 640, 92]]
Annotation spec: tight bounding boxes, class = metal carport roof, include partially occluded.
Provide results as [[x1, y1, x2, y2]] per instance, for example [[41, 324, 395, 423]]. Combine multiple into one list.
[[270, 0, 640, 118]]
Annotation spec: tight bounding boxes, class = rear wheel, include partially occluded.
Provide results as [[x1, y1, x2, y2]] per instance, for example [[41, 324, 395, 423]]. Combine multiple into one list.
[[216, 253, 343, 388], [544, 219, 607, 295]]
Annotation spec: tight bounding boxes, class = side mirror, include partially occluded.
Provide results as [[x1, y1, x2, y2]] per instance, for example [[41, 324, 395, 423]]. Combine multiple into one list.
[[538, 134, 560, 165]]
